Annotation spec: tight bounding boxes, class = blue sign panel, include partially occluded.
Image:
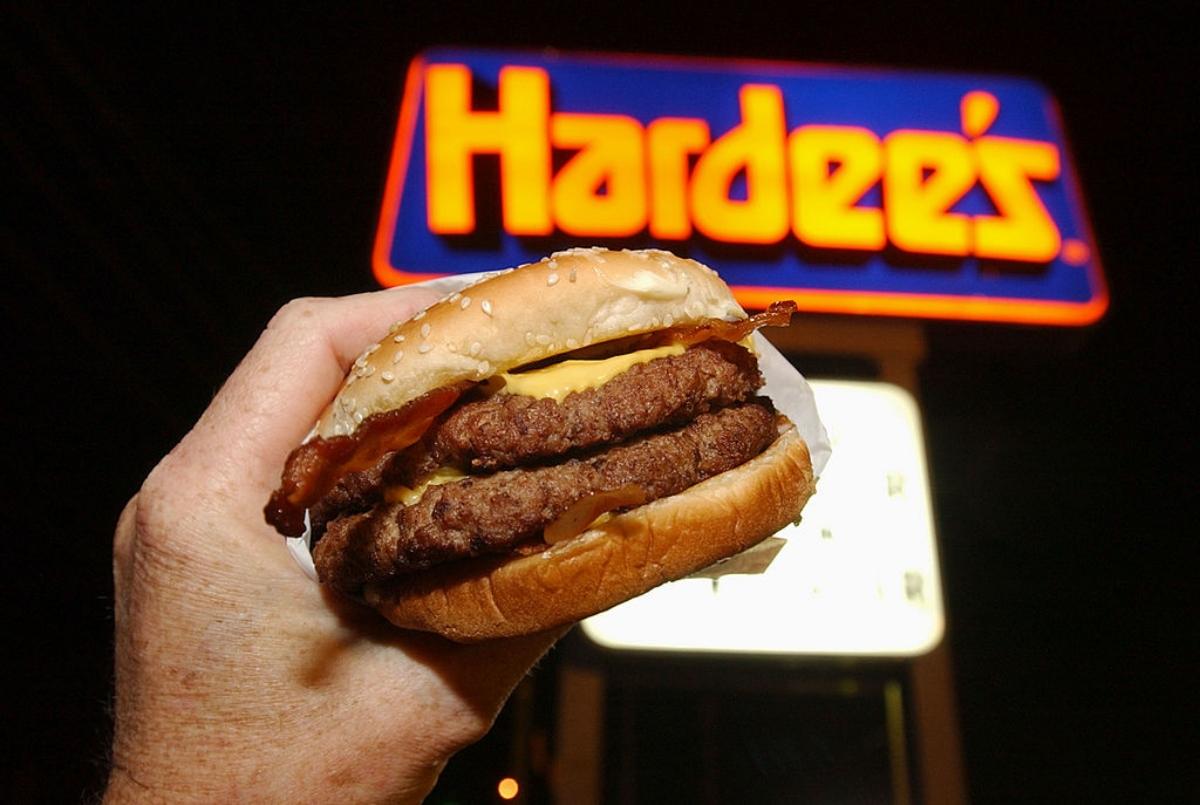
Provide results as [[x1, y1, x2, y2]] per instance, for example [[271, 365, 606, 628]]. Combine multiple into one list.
[[374, 48, 1106, 325]]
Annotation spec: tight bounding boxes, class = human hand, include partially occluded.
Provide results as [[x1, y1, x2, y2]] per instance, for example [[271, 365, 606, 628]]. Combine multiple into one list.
[[106, 289, 563, 803]]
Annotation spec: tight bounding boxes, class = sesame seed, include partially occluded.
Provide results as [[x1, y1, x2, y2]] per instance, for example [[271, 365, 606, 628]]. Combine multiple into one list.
[[381, 371, 395, 383], [393, 334, 405, 343], [449, 292, 461, 303], [566, 338, 578, 348], [547, 259, 558, 269], [470, 342, 482, 356], [595, 255, 606, 264], [536, 333, 550, 345], [392, 350, 404, 363], [413, 310, 426, 320], [525, 332, 535, 345], [663, 313, 674, 326], [660, 260, 671, 269], [477, 360, 490, 375], [481, 299, 493, 316], [366, 343, 381, 355], [627, 323, 639, 331], [569, 267, 577, 282], [420, 323, 431, 339], [353, 410, 365, 424], [418, 343, 432, 354], [460, 297, 471, 310], [547, 273, 559, 286]]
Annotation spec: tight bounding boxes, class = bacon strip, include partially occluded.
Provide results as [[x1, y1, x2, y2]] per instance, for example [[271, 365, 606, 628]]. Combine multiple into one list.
[[660, 301, 796, 347], [264, 384, 467, 536]]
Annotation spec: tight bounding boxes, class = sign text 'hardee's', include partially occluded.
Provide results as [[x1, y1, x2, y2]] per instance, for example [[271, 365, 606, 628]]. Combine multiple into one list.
[[374, 49, 1106, 326]]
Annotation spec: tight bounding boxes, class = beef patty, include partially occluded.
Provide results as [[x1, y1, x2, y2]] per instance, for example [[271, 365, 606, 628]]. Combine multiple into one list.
[[314, 400, 779, 593], [308, 340, 762, 536], [417, 339, 761, 475]]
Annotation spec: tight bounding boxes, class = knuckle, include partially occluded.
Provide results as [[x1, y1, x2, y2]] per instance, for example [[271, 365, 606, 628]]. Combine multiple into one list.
[[112, 493, 140, 595], [112, 493, 140, 561], [131, 455, 197, 557], [269, 296, 332, 331]]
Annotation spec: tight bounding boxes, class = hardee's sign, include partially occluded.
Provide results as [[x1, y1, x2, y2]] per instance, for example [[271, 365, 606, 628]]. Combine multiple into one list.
[[374, 49, 1106, 325]]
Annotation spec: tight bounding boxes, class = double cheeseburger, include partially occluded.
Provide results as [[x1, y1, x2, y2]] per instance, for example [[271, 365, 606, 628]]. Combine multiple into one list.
[[266, 248, 815, 641]]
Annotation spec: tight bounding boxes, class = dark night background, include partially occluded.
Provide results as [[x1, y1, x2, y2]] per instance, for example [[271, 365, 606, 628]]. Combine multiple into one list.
[[3, 3, 1193, 802]]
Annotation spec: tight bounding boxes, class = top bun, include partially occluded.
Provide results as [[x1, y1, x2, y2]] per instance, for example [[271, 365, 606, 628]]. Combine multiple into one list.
[[318, 248, 746, 438]]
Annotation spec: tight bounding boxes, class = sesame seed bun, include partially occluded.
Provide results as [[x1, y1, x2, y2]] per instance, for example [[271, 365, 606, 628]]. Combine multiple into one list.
[[319, 247, 745, 438]]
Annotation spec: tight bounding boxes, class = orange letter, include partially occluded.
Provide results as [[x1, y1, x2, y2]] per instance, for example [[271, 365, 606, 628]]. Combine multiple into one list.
[[646, 118, 710, 240], [550, 113, 646, 237], [789, 125, 884, 250], [690, 85, 789, 244], [425, 64, 552, 236], [973, 137, 1062, 263], [884, 131, 974, 256]]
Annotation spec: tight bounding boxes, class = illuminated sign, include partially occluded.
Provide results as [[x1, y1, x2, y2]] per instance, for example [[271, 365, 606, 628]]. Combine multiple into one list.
[[582, 379, 944, 656], [374, 49, 1106, 325]]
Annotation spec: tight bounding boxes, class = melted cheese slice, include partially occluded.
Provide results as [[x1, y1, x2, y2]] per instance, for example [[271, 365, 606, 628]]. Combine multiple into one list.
[[383, 465, 466, 506], [499, 343, 685, 402]]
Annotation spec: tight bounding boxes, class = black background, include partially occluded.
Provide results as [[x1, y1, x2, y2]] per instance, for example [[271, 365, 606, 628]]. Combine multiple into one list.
[[3, 3, 1193, 802]]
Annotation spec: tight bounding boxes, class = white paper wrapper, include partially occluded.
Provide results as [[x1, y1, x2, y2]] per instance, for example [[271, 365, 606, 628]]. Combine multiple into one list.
[[285, 272, 831, 581]]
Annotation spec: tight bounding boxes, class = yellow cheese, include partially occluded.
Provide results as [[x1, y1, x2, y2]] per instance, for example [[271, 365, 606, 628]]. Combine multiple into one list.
[[499, 343, 685, 402], [384, 465, 466, 506]]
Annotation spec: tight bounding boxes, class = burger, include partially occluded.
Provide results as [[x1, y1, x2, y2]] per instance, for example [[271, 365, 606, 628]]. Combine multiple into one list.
[[265, 248, 815, 641]]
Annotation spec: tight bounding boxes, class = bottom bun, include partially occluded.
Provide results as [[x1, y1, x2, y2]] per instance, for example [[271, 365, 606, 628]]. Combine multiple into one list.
[[363, 419, 815, 642]]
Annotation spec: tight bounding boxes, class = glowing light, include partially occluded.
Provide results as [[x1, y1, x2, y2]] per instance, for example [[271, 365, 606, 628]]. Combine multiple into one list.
[[497, 777, 520, 800], [421, 64, 1066, 262], [375, 50, 1108, 327]]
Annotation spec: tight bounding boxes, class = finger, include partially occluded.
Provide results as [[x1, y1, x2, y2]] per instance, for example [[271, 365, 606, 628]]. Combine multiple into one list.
[[393, 625, 568, 706], [369, 623, 571, 753], [178, 286, 441, 502], [425, 626, 571, 749], [447, 625, 570, 705]]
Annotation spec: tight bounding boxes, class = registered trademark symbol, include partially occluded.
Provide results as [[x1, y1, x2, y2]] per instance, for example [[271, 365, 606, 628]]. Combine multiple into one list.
[[1061, 239, 1090, 265]]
